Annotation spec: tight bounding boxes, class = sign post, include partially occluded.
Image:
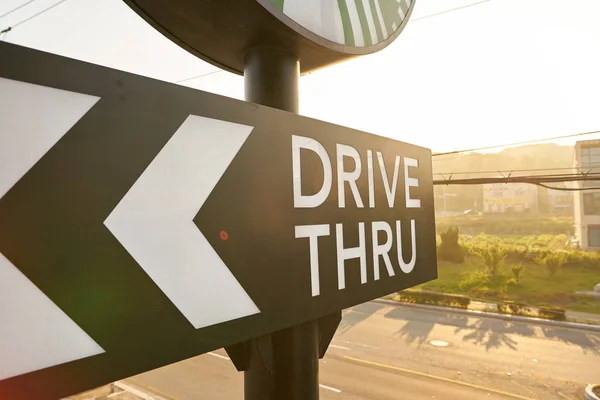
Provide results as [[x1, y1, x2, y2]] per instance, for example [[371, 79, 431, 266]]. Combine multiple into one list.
[[231, 45, 341, 399]]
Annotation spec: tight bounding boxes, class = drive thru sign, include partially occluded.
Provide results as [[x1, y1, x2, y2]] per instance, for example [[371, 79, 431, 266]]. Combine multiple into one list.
[[0, 42, 436, 400]]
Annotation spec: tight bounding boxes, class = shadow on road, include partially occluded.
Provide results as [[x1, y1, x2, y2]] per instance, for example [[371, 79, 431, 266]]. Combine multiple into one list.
[[385, 307, 470, 347], [453, 318, 536, 351], [338, 302, 387, 334], [383, 306, 539, 351], [541, 327, 600, 355], [394, 319, 435, 347], [342, 303, 600, 354]]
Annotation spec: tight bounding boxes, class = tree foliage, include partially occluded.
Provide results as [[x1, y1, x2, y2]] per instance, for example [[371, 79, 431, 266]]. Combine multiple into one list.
[[470, 242, 507, 278], [438, 227, 464, 263]]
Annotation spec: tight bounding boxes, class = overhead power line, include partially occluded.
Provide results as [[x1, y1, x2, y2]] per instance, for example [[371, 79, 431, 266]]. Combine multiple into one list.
[[434, 166, 600, 177], [175, 69, 222, 84], [535, 182, 600, 192], [1, 0, 69, 33], [412, 0, 492, 22], [174, 1, 496, 84], [0, 0, 37, 20], [433, 129, 600, 157], [433, 172, 600, 191]]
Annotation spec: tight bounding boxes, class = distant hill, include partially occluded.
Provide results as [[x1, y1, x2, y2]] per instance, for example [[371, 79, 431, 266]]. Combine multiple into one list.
[[433, 143, 573, 176], [432, 143, 574, 214]]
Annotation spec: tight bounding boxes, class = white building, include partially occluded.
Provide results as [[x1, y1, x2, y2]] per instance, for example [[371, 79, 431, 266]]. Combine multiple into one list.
[[483, 182, 538, 213], [546, 182, 574, 214], [573, 140, 600, 250]]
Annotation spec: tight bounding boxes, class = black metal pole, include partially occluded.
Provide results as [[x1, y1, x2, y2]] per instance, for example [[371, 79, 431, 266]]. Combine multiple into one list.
[[242, 46, 318, 400], [244, 46, 299, 113]]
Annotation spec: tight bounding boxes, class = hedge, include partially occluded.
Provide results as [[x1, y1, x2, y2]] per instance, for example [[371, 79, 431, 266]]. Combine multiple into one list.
[[396, 290, 471, 309]]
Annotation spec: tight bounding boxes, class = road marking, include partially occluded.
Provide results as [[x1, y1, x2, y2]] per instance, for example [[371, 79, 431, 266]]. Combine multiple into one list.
[[329, 344, 351, 351], [429, 340, 449, 347], [339, 340, 379, 349], [148, 386, 181, 400], [557, 391, 573, 400], [506, 376, 541, 400], [208, 352, 231, 360], [320, 384, 342, 393], [344, 356, 535, 400], [125, 379, 180, 400], [115, 381, 171, 400]]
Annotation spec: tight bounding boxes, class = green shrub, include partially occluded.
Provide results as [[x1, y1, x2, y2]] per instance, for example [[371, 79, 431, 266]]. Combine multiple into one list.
[[497, 301, 530, 316], [470, 243, 507, 278], [538, 306, 566, 321], [565, 249, 600, 269], [438, 227, 465, 263], [458, 271, 489, 291], [534, 252, 567, 277], [396, 290, 471, 309], [511, 264, 525, 283]]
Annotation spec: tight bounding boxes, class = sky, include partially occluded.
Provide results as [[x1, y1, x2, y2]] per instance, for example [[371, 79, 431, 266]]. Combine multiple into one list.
[[1, 0, 600, 154]]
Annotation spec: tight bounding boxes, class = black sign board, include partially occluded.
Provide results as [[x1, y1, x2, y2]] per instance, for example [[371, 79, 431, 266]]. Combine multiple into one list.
[[0, 42, 436, 400]]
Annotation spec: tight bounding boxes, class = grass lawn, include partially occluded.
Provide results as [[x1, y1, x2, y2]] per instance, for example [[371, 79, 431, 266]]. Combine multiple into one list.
[[417, 257, 600, 314]]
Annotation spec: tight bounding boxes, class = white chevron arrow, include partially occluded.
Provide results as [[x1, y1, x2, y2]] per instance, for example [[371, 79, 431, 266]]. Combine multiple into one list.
[[104, 115, 260, 329], [0, 78, 104, 380]]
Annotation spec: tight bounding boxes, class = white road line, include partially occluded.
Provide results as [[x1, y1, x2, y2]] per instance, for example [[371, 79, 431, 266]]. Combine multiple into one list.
[[329, 344, 351, 351], [208, 352, 230, 360], [339, 340, 379, 349], [114, 381, 166, 400], [320, 384, 342, 393]]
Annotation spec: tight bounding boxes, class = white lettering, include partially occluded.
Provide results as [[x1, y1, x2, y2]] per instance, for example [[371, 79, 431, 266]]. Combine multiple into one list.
[[292, 135, 332, 208], [336, 222, 366, 289], [367, 150, 375, 208], [404, 157, 421, 208], [295, 224, 331, 296], [337, 144, 364, 208], [377, 152, 400, 208], [372, 221, 395, 280], [396, 220, 417, 273]]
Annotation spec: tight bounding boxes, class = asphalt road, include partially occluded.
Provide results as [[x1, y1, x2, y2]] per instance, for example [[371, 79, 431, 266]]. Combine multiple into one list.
[[124, 302, 600, 400]]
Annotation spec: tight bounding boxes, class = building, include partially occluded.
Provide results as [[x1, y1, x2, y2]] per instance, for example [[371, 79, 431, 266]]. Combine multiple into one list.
[[573, 140, 600, 250], [483, 182, 538, 213], [546, 182, 574, 215]]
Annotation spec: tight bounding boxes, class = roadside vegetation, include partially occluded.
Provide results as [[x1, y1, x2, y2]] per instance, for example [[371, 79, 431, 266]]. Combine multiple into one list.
[[436, 214, 574, 236], [422, 229, 600, 314]]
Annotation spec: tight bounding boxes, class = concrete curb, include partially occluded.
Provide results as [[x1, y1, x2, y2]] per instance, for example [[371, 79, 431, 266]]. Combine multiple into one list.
[[586, 384, 600, 400], [373, 299, 600, 332]]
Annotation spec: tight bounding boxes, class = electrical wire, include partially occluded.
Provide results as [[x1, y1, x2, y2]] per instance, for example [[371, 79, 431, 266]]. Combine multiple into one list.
[[412, 0, 492, 22], [0, 0, 37, 20], [1, 0, 70, 32], [433, 173, 600, 190], [433, 130, 600, 157], [535, 182, 600, 192], [0, 27, 9, 41], [175, 69, 223, 84], [174, 1, 498, 83], [434, 166, 599, 177]]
